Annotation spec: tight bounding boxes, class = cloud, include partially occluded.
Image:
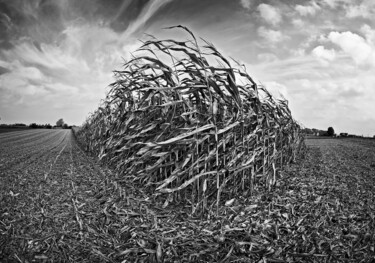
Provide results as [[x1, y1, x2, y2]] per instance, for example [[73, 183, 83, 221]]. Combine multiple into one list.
[[0, 0, 174, 124], [111, 1, 133, 23], [0, 66, 10, 75], [121, 0, 174, 39], [284, 75, 375, 135], [257, 26, 285, 43], [4, 42, 66, 70], [257, 4, 282, 26], [345, 1, 375, 18], [0, 65, 48, 106], [321, 0, 353, 9], [263, 81, 288, 99], [322, 0, 338, 8], [345, 5, 368, 18], [0, 12, 12, 33], [257, 53, 278, 63], [361, 24, 375, 45], [239, 0, 252, 10], [295, 1, 321, 16], [0, 25, 118, 120], [247, 44, 374, 132], [292, 19, 304, 28], [19, 66, 44, 81], [312, 45, 336, 62], [61, 23, 120, 68], [328, 30, 375, 67]]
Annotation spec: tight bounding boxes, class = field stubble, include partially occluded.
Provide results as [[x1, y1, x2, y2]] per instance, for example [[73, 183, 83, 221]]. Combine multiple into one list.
[[0, 131, 374, 262]]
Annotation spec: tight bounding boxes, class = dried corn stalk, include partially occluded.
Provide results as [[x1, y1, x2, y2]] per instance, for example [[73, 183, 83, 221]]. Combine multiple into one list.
[[76, 26, 305, 212]]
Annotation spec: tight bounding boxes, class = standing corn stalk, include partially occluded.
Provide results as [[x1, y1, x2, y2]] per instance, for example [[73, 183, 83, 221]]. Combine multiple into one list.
[[77, 26, 305, 213]]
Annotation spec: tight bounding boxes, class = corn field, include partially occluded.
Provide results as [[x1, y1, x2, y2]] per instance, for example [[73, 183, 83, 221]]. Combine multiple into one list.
[[76, 26, 305, 212]]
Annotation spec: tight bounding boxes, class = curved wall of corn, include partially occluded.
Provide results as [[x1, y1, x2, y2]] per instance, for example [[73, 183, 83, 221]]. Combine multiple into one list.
[[76, 26, 305, 210]]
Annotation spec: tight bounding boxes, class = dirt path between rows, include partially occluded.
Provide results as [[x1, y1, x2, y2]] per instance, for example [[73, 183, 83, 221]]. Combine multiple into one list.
[[1, 132, 375, 262]]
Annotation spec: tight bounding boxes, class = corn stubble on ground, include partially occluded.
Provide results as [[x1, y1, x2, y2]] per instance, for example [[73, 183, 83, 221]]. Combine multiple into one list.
[[0, 27, 374, 262]]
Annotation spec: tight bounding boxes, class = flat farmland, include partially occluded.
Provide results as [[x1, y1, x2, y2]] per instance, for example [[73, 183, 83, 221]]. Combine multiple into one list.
[[0, 127, 30, 134], [1, 131, 375, 262], [0, 129, 117, 262]]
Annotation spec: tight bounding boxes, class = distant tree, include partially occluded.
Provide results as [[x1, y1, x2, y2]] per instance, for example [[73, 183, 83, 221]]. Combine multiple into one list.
[[45, 124, 52, 129], [56, 118, 64, 127], [302, 128, 313, 134], [62, 123, 69, 129], [13, 123, 27, 127], [327, 127, 335, 136], [29, 123, 38, 128]]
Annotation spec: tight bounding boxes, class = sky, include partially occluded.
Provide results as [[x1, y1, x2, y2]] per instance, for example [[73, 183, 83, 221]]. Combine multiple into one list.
[[0, 0, 374, 135]]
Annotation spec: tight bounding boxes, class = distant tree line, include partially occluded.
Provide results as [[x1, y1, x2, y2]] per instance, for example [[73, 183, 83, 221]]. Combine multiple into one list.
[[302, 128, 329, 136], [0, 123, 28, 127], [303, 127, 374, 138], [55, 118, 71, 129], [302, 127, 335, 136], [0, 118, 72, 129], [29, 123, 53, 129]]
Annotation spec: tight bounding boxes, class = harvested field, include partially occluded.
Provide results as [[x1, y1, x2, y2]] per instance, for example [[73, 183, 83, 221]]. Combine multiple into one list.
[[0, 129, 116, 262], [0, 127, 30, 134], [1, 131, 374, 262]]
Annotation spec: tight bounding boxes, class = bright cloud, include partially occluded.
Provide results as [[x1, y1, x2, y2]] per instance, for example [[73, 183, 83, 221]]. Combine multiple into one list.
[[257, 4, 282, 26], [292, 19, 304, 28], [257, 26, 285, 43], [239, 0, 252, 10], [5, 42, 65, 69], [361, 24, 375, 45], [284, 74, 375, 135], [295, 1, 321, 16], [312, 45, 336, 62], [0, 23, 125, 123], [322, 0, 353, 9], [0, 0, 170, 125], [263, 81, 288, 99], [345, 1, 375, 18], [328, 30, 375, 67], [322, 0, 338, 8]]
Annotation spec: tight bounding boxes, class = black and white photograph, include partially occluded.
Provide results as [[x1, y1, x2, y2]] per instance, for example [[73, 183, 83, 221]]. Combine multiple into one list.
[[0, 0, 374, 262]]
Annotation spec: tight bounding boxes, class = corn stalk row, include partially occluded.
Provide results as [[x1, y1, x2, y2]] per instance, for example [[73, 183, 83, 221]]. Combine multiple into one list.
[[76, 26, 305, 212]]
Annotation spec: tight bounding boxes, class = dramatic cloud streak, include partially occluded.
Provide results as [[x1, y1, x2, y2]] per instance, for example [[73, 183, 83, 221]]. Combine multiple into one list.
[[0, 0, 170, 125]]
